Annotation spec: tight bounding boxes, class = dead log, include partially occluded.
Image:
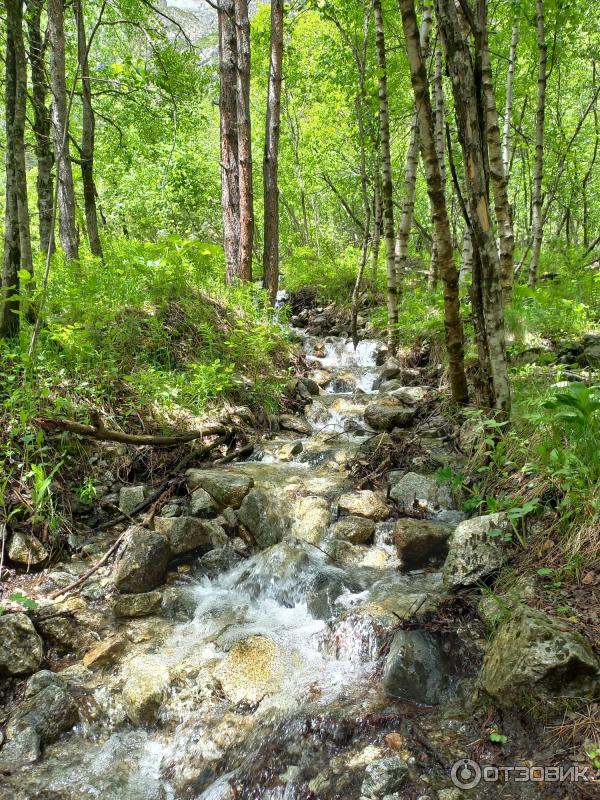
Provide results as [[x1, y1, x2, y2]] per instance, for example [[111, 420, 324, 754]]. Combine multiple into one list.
[[36, 417, 228, 446]]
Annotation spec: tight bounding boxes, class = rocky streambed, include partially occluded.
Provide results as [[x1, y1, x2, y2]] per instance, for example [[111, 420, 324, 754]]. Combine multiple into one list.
[[1, 321, 598, 799]]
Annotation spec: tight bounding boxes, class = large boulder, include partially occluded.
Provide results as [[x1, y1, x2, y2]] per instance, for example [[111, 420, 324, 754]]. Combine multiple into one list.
[[6, 671, 79, 744], [388, 386, 429, 406], [0, 727, 40, 771], [0, 613, 43, 677], [331, 515, 375, 544], [388, 471, 453, 516], [394, 518, 452, 570], [119, 485, 145, 516], [186, 469, 254, 509], [189, 487, 217, 516], [279, 414, 313, 435], [583, 334, 600, 367], [378, 358, 402, 382], [113, 526, 171, 593], [383, 629, 451, 705], [8, 532, 48, 566], [238, 489, 289, 548], [290, 496, 331, 545], [364, 399, 416, 432], [443, 513, 508, 588], [154, 516, 226, 555], [215, 635, 294, 705], [480, 606, 600, 705], [338, 490, 389, 521], [122, 656, 170, 724]]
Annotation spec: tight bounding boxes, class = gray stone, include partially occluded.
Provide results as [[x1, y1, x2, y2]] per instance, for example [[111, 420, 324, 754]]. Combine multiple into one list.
[[361, 757, 408, 798], [0, 727, 40, 771], [113, 526, 171, 593], [338, 490, 389, 521], [36, 614, 88, 654], [8, 532, 48, 565], [119, 485, 145, 516], [279, 414, 313, 435], [278, 441, 304, 462], [378, 358, 402, 382], [154, 516, 224, 555], [387, 386, 429, 405], [112, 591, 162, 618], [238, 489, 289, 548], [290, 496, 331, 544], [359, 433, 392, 455], [443, 513, 508, 588], [583, 334, 600, 367], [161, 586, 198, 621], [365, 400, 416, 432], [331, 515, 375, 544], [196, 546, 242, 578], [185, 469, 254, 509], [383, 630, 450, 705], [0, 613, 43, 677], [189, 487, 217, 516], [480, 606, 600, 705], [122, 656, 170, 725], [388, 472, 453, 516], [6, 672, 78, 744], [394, 518, 451, 569]]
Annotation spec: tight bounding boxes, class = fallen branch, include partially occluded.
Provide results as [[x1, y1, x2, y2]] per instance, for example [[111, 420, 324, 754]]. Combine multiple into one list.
[[49, 530, 128, 600], [36, 417, 228, 447]]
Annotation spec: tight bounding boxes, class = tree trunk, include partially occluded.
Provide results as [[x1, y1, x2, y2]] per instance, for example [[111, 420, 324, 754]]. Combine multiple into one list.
[[528, 0, 547, 287], [479, 1, 514, 303], [371, 166, 382, 293], [430, 44, 445, 286], [395, 3, 433, 290], [502, 19, 518, 176], [399, 0, 469, 405], [74, 0, 102, 258], [373, 0, 398, 351], [26, 0, 55, 258], [436, 0, 510, 416], [2, 0, 28, 336], [234, 0, 253, 281], [262, 0, 284, 302], [459, 226, 473, 285], [48, 0, 79, 260], [218, 0, 240, 282]]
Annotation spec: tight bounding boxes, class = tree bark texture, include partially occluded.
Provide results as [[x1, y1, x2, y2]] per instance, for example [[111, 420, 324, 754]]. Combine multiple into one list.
[[234, 0, 253, 281], [528, 0, 547, 287]]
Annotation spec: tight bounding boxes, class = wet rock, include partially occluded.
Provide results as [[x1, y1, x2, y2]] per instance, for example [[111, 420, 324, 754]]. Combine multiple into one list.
[[8, 531, 48, 566], [238, 489, 289, 548], [0, 613, 43, 677], [290, 496, 331, 544], [119, 485, 145, 516], [83, 634, 127, 668], [189, 488, 217, 516], [378, 358, 402, 382], [122, 656, 170, 724], [36, 614, 89, 654], [480, 606, 600, 705], [388, 471, 453, 516], [364, 399, 416, 432], [113, 526, 171, 593], [443, 513, 509, 588], [196, 546, 242, 578], [112, 591, 162, 618], [361, 757, 408, 798], [383, 630, 450, 705], [154, 516, 224, 556], [331, 515, 375, 544], [387, 386, 429, 405], [6, 671, 79, 744], [394, 518, 451, 569], [279, 414, 313, 435], [0, 727, 40, 771], [277, 441, 304, 462], [215, 635, 294, 704], [161, 586, 198, 621], [186, 469, 254, 509], [311, 368, 332, 388], [338, 490, 389, 521]]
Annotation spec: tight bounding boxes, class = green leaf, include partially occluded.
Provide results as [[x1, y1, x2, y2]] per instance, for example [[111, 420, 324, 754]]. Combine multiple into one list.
[[9, 592, 39, 611], [490, 732, 508, 745]]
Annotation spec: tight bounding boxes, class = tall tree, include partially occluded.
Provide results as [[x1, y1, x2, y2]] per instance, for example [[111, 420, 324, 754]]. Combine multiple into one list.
[[373, 0, 398, 350], [262, 0, 284, 302], [234, 0, 253, 281], [395, 2, 433, 290], [2, 0, 29, 336], [429, 42, 446, 286], [399, 0, 469, 405], [74, 0, 103, 257], [502, 16, 519, 177], [528, 0, 547, 287], [218, 0, 241, 282], [26, 0, 55, 257], [48, 0, 79, 260], [436, 0, 511, 415], [479, 0, 514, 303]]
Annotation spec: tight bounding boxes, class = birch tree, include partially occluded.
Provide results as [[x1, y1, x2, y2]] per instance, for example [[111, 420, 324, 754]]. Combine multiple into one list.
[[235, 0, 253, 281], [528, 0, 547, 287]]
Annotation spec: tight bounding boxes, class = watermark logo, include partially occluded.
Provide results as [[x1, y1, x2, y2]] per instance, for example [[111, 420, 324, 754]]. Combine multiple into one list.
[[450, 760, 595, 788]]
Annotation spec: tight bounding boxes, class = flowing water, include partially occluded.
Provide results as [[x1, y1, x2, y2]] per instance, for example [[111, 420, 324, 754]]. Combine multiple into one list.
[[5, 330, 479, 800]]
